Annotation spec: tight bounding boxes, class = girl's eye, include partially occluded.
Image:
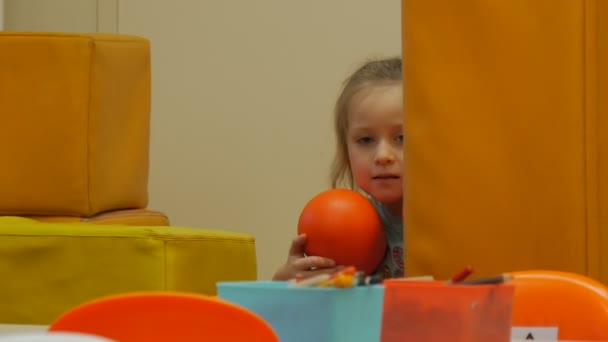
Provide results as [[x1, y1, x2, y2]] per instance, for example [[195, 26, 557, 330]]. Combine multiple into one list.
[[395, 134, 404, 143], [357, 137, 374, 144]]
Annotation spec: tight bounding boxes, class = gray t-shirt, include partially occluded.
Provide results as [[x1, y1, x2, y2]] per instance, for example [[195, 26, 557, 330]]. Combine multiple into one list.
[[369, 197, 404, 278]]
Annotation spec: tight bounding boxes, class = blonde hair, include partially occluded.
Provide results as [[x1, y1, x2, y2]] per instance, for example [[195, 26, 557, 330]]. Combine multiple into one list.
[[330, 57, 402, 189]]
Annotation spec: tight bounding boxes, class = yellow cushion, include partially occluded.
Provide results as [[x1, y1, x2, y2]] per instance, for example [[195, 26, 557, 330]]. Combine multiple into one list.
[[22, 209, 170, 226], [0, 217, 257, 324], [0, 32, 150, 216], [402, 1, 608, 283]]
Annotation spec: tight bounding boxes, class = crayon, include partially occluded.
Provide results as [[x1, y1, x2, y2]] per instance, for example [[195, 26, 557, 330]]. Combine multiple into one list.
[[446, 265, 474, 284]]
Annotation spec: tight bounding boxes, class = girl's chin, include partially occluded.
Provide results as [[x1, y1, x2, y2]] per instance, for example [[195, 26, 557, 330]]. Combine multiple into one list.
[[369, 192, 403, 208]]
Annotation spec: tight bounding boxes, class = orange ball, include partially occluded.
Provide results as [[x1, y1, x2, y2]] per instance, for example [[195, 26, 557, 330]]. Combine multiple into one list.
[[297, 189, 387, 275]]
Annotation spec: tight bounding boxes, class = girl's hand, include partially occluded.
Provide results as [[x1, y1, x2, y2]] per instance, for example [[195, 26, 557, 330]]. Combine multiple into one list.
[[272, 234, 344, 281]]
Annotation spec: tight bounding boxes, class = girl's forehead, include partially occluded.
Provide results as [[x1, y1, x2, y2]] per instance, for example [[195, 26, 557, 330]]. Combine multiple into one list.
[[346, 84, 403, 128]]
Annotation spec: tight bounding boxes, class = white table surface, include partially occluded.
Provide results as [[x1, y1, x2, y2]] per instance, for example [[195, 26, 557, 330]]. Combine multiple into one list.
[[0, 324, 591, 341], [0, 325, 47, 335]]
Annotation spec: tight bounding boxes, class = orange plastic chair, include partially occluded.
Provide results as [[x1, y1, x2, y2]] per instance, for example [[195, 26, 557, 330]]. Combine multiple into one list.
[[508, 270, 608, 341], [48, 291, 279, 342]]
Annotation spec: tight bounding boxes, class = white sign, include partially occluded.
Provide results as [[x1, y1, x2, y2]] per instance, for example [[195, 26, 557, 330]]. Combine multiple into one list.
[[511, 326, 558, 341]]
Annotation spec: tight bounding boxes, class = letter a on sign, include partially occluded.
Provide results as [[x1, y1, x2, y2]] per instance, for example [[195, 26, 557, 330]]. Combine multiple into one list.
[[511, 327, 558, 341]]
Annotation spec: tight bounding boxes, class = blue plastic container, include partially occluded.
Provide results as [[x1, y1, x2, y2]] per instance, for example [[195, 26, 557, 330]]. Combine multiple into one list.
[[217, 281, 384, 342]]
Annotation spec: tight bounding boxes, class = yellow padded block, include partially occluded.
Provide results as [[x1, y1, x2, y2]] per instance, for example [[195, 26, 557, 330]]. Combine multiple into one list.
[[22, 209, 170, 226], [0, 217, 257, 324], [0, 32, 150, 216], [403, 0, 608, 283]]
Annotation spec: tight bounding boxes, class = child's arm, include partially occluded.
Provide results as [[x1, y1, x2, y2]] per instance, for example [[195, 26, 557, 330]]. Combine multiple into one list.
[[272, 234, 344, 281]]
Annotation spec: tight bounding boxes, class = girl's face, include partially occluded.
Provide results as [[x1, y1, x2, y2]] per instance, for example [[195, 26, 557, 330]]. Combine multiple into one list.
[[346, 83, 403, 213]]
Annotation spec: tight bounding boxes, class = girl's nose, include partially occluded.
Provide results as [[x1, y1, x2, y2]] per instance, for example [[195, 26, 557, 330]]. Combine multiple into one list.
[[375, 142, 396, 165]]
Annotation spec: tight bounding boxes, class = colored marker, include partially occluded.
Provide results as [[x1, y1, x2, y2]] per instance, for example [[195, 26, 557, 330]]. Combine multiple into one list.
[[447, 265, 474, 284]]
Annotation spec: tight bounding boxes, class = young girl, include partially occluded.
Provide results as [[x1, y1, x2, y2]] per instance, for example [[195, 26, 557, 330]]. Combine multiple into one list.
[[273, 57, 404, 281]]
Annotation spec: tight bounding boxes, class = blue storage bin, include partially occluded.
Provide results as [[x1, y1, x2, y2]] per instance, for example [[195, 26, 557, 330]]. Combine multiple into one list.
[[217, 281, 384, 342]]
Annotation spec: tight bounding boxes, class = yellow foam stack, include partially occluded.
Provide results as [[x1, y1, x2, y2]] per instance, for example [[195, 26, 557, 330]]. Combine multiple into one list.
[[0, 32, 257, 324], [403, 0, 608, 283], [0, 33, 151, 218]]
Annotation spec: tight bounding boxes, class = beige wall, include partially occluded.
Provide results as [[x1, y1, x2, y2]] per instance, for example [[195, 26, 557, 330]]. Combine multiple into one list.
[[4, 0, 118, 33], [5, 0, 98, 32], [4, 0, 400, 279], [0, 0, 4, 30]]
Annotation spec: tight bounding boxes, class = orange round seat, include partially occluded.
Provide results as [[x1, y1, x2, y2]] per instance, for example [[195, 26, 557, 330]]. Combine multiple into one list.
[[508, 270, 608, 341], [49, 292, 279, 342]]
